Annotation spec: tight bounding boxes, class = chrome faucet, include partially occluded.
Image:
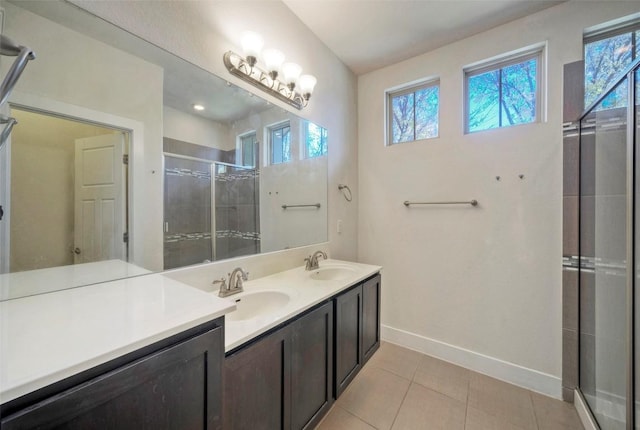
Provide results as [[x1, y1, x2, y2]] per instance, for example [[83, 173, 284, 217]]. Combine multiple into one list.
[[214, 267, 249, 297], [304, 251, 327, 271], [229, 267, 249, 290]]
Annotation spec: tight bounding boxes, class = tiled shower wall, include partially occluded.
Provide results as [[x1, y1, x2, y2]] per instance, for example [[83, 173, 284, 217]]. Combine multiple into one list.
[[562, 60, 583, 402], [214, 167, 260, 260], [163, 138, 260, 269]]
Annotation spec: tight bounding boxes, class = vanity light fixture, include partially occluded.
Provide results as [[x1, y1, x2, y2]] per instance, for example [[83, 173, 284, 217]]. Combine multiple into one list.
[[193, 104, 205, 111], [223, 31, 317, 110]]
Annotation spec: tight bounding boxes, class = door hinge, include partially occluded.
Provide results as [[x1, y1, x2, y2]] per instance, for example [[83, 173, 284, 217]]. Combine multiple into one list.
[[122, 154, 129, 165], [0, 205, 3, 221], [123, 232, 129, 243]]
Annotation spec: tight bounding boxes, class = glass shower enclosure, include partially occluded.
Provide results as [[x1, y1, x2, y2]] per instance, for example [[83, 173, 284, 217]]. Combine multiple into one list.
[[163, 154, 259, 270], [577, 58, 639, 430]]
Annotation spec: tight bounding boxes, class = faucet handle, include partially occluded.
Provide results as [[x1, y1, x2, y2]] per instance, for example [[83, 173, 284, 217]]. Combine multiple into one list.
[[212, 277, 227, 287]]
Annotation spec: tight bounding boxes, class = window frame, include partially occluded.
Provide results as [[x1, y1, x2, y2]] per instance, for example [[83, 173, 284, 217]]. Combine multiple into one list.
[[463, 46, 544, 134], [267, 121, 291, 165], [385, 78, 440, 146], [237, 131, 257, 167]]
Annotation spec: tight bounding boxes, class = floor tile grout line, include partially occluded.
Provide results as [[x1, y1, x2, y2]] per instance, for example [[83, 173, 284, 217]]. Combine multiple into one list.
[[463, 376, 470, 429], [387, 380, 413, 430], [528, 392, 541, 430], [338, 404, 381, 430]]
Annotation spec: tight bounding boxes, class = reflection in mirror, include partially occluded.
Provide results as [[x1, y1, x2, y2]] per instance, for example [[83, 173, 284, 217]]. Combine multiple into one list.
[[0, 0, 328, 300]]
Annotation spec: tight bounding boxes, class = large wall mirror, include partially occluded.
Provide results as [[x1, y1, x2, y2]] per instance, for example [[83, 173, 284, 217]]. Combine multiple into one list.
[[0, 0, 328, 300]]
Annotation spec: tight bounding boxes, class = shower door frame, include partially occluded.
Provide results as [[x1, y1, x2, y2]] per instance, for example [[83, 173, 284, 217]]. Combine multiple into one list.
[[576, 57, 639, 430]]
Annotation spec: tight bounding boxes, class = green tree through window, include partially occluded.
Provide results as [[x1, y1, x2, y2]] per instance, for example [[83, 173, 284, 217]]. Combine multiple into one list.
[[305, 122, 327, 158], [584, 28, 637, 109], [466, 54, 538, 133]]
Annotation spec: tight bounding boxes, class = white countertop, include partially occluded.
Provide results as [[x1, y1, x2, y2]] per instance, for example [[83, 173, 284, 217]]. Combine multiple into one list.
[[0, 273, 235, 404], [0, 259, 382, 405], [0, 259, 152, 301], [218, 259, 382, 352]]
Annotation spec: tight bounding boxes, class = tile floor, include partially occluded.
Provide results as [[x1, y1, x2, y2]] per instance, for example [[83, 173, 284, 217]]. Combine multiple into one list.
[[316, 342, 584, 430]]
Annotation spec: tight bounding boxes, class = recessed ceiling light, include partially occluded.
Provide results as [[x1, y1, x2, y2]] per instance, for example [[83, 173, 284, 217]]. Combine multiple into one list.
[[193, 104, 205, 111]]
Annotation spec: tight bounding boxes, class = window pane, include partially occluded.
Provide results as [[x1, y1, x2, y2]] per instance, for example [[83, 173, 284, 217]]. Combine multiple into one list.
[[500, 58, 537, 126], [305, 122, 327, 158], [415, 86, 439, 139], [240, 134, 256, 166], [585, 32, 633, 108], [271, 125, 291, 164], [468, 70, 500, 132], [391, 93, 415, 143]]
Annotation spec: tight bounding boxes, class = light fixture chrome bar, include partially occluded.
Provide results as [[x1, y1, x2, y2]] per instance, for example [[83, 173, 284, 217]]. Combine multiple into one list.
[[403, 200, 478, 207], [223, 51, 306, 110], [281, 203, 321, 209]]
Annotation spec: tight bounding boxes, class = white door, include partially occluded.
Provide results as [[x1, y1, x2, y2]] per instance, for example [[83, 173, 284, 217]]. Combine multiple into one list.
[[74, 133, 125, 264]]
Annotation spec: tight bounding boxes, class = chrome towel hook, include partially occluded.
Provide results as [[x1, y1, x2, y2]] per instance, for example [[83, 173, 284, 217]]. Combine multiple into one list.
[[338, 184, 352, 202]]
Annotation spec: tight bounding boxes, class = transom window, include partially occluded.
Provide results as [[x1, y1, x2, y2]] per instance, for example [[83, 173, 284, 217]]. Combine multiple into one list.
[[304, 121, 327, 158], [584, 22, 639, 109], [386, 80, 439, 145], [269, 122, 291, 165], [238, 132, 257, 167], [465, 48, 542, 133]]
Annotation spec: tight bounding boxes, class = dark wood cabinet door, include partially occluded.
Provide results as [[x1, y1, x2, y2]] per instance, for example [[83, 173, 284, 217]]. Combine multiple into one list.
[[334, 284, 362, 398], [362, 274, 381, 364], [290, 302, 333, 430], [1, 326, 224, 430], [223, 327, 290, 430]]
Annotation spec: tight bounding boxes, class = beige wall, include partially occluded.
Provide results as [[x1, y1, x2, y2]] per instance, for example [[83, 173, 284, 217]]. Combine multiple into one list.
[[357, 1, 640, 397], [10, 109, 116, 271], [2, 2, 164, 271]]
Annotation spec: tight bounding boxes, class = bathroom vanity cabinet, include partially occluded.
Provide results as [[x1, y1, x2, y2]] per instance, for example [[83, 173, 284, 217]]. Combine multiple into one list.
[[0, 319, 224, 430], [224, 273, 381, 429], [224, 301, 334, 430], [335, 274, 381, 397]]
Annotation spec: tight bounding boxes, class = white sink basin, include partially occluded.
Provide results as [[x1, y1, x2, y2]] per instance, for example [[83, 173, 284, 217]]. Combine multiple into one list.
[[309, 265, 357, 281], [226, 291, 290, 322]]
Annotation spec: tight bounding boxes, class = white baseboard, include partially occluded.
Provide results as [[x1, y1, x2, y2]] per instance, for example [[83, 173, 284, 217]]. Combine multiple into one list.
[[381, 324, 562, 399]]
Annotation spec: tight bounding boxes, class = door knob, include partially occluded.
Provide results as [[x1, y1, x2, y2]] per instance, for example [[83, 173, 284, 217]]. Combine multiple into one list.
[[73, 247, 81, 255]]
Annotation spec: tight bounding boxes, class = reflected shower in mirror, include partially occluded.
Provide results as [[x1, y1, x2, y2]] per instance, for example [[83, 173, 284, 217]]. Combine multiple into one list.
[[0, 0, 328, 300]]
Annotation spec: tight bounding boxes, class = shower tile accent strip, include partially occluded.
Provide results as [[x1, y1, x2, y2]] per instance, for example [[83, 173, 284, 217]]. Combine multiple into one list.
[[561, 60, 583, 403]]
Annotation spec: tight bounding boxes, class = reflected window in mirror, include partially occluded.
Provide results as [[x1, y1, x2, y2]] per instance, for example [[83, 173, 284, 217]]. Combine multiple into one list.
[[238, 131, 257, 167], [304, 121, 328, 159], [269, 121, 291, 164]]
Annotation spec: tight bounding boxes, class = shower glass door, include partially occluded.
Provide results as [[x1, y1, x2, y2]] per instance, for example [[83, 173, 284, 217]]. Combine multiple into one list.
[[579, 60, 639, 430]]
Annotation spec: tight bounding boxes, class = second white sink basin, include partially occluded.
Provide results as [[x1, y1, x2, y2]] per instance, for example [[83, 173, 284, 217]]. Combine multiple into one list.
[[309, 265, 357, 281], [226, 291, 290, 322]]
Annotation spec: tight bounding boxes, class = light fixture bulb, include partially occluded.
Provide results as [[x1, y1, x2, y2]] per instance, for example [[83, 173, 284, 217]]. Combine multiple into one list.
[[241, 31, 264, 66], [193, 104, 205, 111], [262, 48, 285, 78], [281, 62, 302, 90], [298, 75, 317, 99]]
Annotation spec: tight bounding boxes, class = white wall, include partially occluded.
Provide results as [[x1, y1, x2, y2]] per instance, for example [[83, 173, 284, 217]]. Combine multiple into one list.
[[357, 1, 640, 397], [72, 0, 359, 265], [163, 106, 233, 151]]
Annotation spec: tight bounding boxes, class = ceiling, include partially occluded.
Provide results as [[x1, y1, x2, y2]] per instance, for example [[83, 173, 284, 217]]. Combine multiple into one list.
[[283, 0, 565, 75]]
